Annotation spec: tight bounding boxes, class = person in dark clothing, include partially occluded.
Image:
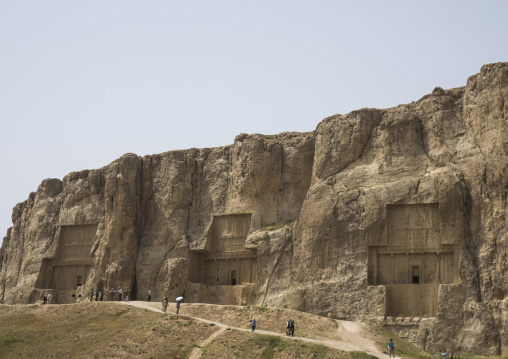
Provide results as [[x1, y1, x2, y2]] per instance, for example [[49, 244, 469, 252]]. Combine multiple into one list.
[[286, 319, 292, 336], [290, 320, 295, 337]]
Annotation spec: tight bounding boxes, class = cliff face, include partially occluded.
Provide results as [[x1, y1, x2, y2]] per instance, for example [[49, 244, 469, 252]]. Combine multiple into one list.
[[1, 63, 508, 355]]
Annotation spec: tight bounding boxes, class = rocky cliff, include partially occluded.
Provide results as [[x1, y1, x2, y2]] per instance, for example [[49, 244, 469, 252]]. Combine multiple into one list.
[[1, 63, 507, 355]]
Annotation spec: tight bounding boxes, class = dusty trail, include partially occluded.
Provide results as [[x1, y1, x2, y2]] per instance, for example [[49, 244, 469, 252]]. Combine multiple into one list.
[[189, 326, 227, 359], [121, 301, 391, 358]]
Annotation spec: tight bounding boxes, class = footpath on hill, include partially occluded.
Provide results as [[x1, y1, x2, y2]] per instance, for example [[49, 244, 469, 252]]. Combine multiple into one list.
[[120, 301, 391, 359]]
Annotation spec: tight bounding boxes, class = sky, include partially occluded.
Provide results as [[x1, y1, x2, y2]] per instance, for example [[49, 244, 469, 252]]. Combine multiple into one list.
[[1, 1, 507, 239]]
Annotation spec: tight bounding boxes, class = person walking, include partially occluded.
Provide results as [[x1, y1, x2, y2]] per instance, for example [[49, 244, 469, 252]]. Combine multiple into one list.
[[95, 288, 100, 301], [43, 292, 47, 305], [290, 320, 295, 337], [286, 319, 292, 336], [124, 288, 129, 302], [90, 289, 94, 301], [118, 287, 122, 301], [109, 288, 115, 300], [162, 297, 168, 313], [176, 299, 181, 314], [250, 317, 256, 332], [100, 288, 104, 301], [47, 292, 53, 304], [147, 289, 151, 302], [388, 339, 395, 358]]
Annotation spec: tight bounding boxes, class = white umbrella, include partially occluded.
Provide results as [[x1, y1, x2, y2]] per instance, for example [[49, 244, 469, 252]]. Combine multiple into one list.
[[176, 296, 183, 301]]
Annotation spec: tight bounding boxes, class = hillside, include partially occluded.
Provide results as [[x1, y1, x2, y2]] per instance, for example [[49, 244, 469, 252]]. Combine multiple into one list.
[[1, 62, 508, 355], [0, 301, 425, 359]]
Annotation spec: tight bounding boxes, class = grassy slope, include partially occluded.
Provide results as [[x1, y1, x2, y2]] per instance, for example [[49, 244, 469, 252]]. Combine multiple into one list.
[[1, 302, 507, 359], [181, 304, 340, 341], [180, 304, 508, 359], [0, 302, 217, 359], [369, 327, 508, 359], [201, 329, 346, 359]]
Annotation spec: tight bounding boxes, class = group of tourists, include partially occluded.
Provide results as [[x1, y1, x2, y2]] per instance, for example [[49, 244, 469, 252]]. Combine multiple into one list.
[[247, 316, 295, 337], [86, 287, 163, 304], [89, 287, 131, 302], [285, 318, 295, 336], [161, 295, 181, 314], [89, 288, 105, 301], [440, 350, 461, 359], [42, 291, 53, 304]]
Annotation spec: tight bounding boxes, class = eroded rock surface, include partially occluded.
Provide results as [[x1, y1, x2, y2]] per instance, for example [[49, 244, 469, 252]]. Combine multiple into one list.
[[1, 63, 508, 355]]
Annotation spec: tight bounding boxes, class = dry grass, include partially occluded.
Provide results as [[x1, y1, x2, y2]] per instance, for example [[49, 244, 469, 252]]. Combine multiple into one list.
[[201, 329, 347, 358], [0, 302, 218, 358], [3, 302, 505, 359], [180, 304, 340, 341], [369, 327, 508, 359], [369, 327, 430, 358]]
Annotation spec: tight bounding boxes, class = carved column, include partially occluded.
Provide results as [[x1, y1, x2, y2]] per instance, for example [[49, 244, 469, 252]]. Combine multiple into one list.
[[406, 253, 410, 284], [391, 253, 394, 284]]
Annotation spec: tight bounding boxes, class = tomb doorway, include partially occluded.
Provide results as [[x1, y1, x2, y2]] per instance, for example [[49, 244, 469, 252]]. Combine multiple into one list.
[[188, 214, 257, 305], [368, 204, 459, 317], [36, 224, 97, 304]]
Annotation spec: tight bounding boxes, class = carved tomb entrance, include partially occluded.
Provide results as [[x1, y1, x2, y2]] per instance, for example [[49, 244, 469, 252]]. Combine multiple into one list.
[[368, 204, 459, 317], [188, 214, 257, 305], [36, 224, 97, 304]]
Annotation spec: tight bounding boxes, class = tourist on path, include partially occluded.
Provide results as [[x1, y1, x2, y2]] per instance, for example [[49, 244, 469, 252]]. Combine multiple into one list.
[[47, 292, 53, 304], [100, 288, 104, 301], [109, 288, 115, 300], [250, 317, 256, 332], [388, 339, 395, 358], [124, 288, 129, 302], [43, 292, 47, 305], [290, 320, 295, 337], [118, 287, 122, 301], [162, 297, 168, 313], [176, 299, 180, 314], [147, 289, 151, 302], [95, 289, 100, 301], [90, 289, 94, 301]]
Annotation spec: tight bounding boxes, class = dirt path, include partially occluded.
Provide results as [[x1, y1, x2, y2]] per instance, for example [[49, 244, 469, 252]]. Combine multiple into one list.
[[188, 326, 227, 359], [121, 301, 390, 358]]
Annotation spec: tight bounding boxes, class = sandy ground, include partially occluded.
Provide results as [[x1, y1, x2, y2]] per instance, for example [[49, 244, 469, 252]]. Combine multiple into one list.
[[121, 301, 392, 358]]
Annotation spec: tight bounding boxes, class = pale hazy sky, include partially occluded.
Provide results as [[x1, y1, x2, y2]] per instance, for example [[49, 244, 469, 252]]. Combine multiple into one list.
[[1, 1, 507, 239]]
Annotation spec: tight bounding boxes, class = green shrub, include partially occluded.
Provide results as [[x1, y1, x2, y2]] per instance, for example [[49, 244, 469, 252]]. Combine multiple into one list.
[[350, 351, 378, 359]]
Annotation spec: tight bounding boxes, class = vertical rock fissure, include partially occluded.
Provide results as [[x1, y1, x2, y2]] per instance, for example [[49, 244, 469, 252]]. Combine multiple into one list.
[[261, 233, 291, 306], [457, 173, 483, 302]]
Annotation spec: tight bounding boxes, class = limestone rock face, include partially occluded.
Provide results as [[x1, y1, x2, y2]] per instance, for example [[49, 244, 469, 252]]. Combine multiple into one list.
[[1, 63, 508, 355]]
